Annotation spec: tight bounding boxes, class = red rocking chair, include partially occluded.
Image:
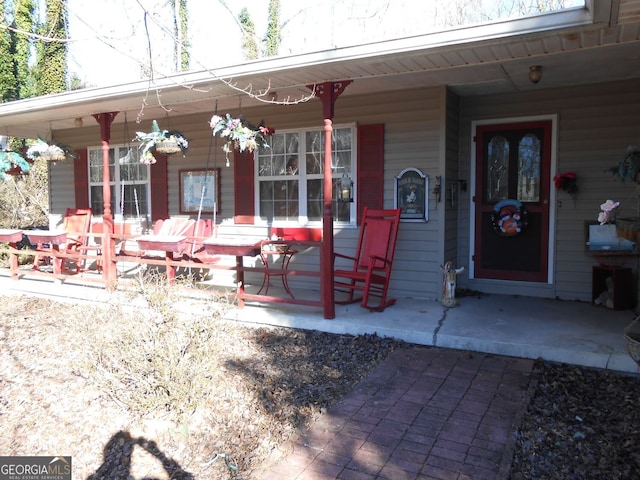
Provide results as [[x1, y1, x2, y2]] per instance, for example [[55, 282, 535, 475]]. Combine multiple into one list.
[[32, 208, 93, 274], [334, 207, 401, 311]]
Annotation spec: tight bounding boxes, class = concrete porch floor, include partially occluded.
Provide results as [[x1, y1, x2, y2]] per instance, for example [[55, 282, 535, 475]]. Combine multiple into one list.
[[1, 270, 638, 374]]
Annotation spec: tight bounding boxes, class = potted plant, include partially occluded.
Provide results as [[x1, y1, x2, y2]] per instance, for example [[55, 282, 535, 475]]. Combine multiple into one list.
[[209, 114, 274, 162], [606, 145, 640, 241], [0, 150, 32, 178], [26, 138, 77, 163], [134, 119, 189, 164]]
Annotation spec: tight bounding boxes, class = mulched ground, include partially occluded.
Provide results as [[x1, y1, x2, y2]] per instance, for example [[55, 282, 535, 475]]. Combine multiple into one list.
[[509, 360, 640, 480]]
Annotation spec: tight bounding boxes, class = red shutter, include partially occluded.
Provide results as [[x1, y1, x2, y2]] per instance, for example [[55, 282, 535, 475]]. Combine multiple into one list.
[[234, 149, 255, 224], [357, 124, 385, 224], [150, 154, 169, 220], [73, 149, 90, 209]]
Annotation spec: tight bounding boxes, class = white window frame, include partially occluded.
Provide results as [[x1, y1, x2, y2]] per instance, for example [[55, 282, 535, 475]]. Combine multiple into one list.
[[254, 123, 357, 227], [87, 144, 151, 222]]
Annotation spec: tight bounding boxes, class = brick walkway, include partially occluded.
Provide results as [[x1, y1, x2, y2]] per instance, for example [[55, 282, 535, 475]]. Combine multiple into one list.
[[254, 346, 534, 480]]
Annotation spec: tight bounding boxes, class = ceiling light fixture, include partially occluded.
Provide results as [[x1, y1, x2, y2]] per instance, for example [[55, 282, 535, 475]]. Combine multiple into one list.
[[74, 117, 83, 128], [529, 65, 543, 84]]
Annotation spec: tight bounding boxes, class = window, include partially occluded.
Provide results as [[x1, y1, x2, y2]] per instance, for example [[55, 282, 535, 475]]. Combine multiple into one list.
[[256, 124, 355, 224], [88, 145, 150, 220]]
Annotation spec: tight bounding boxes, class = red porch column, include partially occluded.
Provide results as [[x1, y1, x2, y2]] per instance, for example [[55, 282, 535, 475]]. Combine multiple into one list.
[[307, 81, 352, 319], [92, 112, 118, 290]]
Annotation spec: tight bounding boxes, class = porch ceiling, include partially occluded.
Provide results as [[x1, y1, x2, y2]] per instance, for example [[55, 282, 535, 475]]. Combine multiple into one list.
[[1, 2, 639, 139]]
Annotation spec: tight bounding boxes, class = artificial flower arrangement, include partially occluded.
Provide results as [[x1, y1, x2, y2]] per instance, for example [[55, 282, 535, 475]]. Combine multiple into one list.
[[597, 198, 640, 243], [0, 150, 31, 179], [597, 199, 620, 225], [209, 114, 275, 160], [26, 138, 77, 162], [553, 171, 578, 194], [134, 119, 189, 165]]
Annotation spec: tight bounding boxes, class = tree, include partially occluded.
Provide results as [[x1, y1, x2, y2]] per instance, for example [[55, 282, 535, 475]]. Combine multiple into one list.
[[239, 1, 279, 60], [0, 1, 17, 103], [265, 0, 280, 57], [0, 0, 35, 102], [171, 0, 189, 71], [33, 0, 68, 95], [14, 0, 35, 99], [239, 7, 258, 61]]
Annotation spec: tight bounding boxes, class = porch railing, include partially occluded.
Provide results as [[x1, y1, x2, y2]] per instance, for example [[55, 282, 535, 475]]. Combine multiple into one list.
[[0, 230, 325, 308]]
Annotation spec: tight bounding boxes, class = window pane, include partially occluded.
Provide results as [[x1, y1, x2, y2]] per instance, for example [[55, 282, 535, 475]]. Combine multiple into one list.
[[89, 146, 149, 219], [334, 151, 351, 173], [517, 134, 541, 202], [259, 180, 299, 221], [306, 130, 323, 174], [257, 126, 354, 224], [119, 147, 146, 182], [307, 179, 350, 222], [266, 131, 298, 156], [333, 127, 352, 152], [121, 184, 148, 217], [89, 149, 103, 182], [307, 179, 323, 220], [259, 182, 275, 220], [259, 132, 298, 177], [90, 185, 114, 215], [487, 136, 509, 202], [306, 128, 353, 174]]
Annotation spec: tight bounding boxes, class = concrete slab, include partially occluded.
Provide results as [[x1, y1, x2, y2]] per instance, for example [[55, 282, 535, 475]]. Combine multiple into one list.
[[0, 271, 637, 373]]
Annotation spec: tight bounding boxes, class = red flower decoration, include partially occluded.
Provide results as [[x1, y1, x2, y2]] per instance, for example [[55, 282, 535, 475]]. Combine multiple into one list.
[[553, 172, 578, 194], [259, 125, 275, 136]]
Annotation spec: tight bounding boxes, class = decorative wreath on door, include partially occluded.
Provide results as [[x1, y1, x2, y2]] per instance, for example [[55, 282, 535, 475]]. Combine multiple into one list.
[[491, 199, 528, 236]]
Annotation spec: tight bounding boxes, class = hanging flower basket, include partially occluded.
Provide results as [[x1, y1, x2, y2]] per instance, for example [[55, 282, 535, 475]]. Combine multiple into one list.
[[0, 150, 32, 179], [615, 217, 640, 242], [40, 152, 66, 162], [25, 138, 76, 163], [154, 138, 182, 155], [209, 114, 275, 159], [134, 120, 189, 159]]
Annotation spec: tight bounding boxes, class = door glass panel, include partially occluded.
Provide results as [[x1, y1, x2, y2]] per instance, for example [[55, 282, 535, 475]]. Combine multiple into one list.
[[517, 133, 541, 202], [486, 136, 509, 203]]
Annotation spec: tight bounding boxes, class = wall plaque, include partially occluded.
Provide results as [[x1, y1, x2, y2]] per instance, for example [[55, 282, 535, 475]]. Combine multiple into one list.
[[395, 167, 428, 221]]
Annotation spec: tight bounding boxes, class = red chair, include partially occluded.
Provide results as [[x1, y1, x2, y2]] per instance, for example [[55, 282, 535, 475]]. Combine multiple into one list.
[[33, 208, 92, 274], [185, 219, 220, 265], [334, 207, 401, 311]]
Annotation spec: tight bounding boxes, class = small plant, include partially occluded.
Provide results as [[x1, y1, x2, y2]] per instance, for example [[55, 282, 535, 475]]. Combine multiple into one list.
[[134, 119, 189, 164], [84, 269, 231, 421]]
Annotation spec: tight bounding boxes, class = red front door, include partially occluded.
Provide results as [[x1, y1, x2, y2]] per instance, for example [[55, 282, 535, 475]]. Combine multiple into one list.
[[473, 120, 552, 282]]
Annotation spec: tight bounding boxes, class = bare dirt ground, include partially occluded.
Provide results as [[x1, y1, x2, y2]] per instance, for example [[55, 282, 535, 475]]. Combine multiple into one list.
[[2, 283, 640, 480]]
